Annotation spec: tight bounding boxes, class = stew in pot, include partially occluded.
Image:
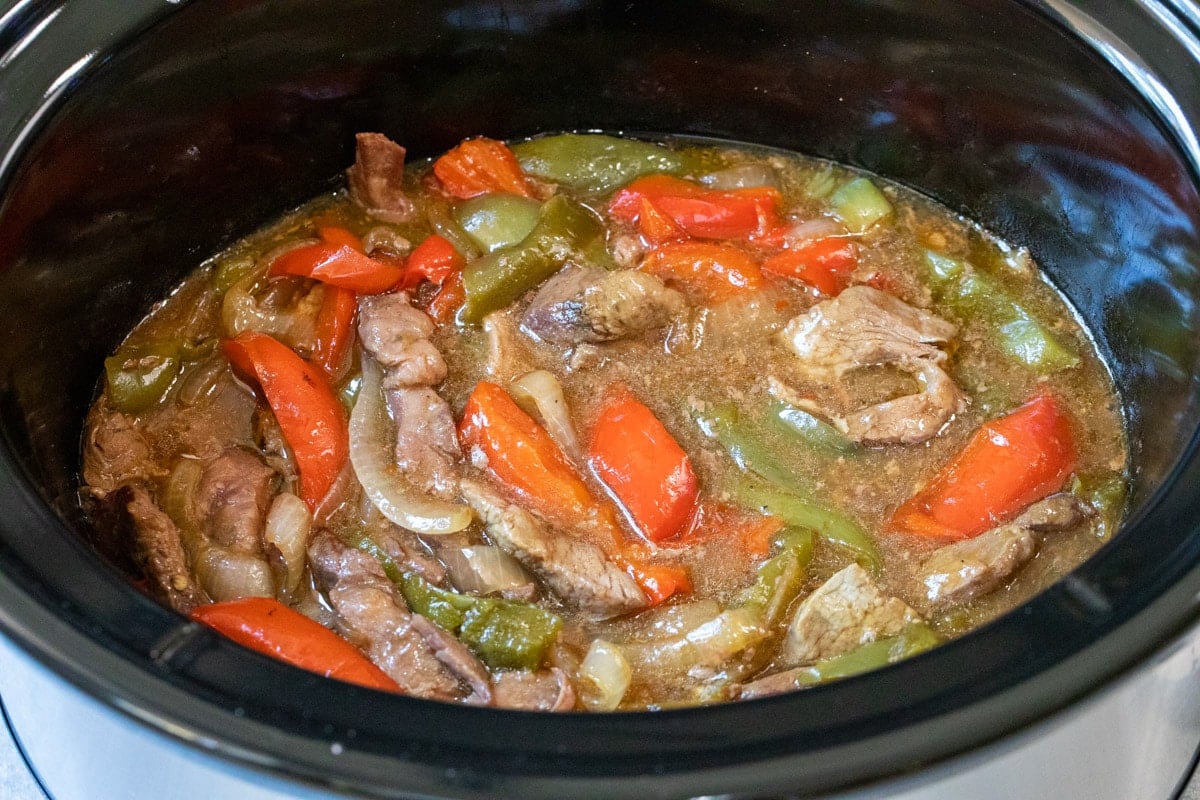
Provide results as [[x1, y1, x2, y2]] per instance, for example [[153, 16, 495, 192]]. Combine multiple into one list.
[[81, 132, 1127, 710]]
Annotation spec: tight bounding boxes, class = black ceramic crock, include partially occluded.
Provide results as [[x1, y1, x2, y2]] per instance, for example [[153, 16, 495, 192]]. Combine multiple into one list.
[[1, 1, 1200, 798]]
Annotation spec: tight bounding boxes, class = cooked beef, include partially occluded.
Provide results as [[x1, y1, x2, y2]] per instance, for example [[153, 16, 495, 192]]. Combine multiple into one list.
[[82, 407, 163, 498], [308, 531, 489, 702], [193, 448, 277, 553], [492, 668, 576, 711], [460, 479, 648, 620], [521, 265, 685, 344], [122, 485, 209, 613], [482, 311, 534, 382], [920, 494, 1087, 606], [358, 293, 448, 389], [777, 285, 966, 445], [783, 563, 921, 665], [384, 387, 462, 500], [346, 132, 416, 222], [410, 615, 493, 704], [372, 522, 447, 586], [735, 667, 807, 701]]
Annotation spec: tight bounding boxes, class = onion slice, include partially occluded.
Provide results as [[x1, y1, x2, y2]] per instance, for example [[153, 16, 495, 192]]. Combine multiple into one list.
[[349, 357, 473, 534], [263, 492, 311, 595], [699, 163, 779, 191], [441, 546, 532, 596], [509, 369, 581, 460], [579, 639, 632, 711], [195, 546, 274, 602]]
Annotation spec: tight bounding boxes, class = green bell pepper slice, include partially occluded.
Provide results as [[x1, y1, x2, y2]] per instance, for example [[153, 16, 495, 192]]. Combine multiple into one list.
[[345, 531, 562, 670], [738, 527, 814, 629], [513, 133, 687, 194], [104, 342, 183, 413], [462, 195, 607, 323], [829, 177, 893, 233], [795, 622, 943, 685], [925, 250, 1079, 373], [766, 399, 857, 456], [1070, 471, 1127, 540], [691, 401, 815, 498], [453, 194, 543, 253]]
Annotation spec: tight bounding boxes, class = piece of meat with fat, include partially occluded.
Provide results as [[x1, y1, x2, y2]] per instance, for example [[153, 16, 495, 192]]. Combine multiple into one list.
[[776, 285, 966, 445], [920, 493, 1088, 607], [460, 478, 647, 620], [119, 485, 209, 613], [521, 265, 685, 344], [492, 668, 576, 711], [192, 448, 278, 554], [358, 293, 448, 389], [346, 132, 416, 222], [308, 531, 491, 703], [783, 563, 922, 666], [386, 387, 461, 500], [82, 407, 164, 498]]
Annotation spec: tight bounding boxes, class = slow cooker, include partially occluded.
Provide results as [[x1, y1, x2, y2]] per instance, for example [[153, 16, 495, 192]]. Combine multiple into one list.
[[1, 1, 1200, 798]]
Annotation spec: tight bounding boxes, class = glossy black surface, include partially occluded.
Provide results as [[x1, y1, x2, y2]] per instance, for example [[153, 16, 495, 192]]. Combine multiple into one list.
[[1, 1, 1199, 797]]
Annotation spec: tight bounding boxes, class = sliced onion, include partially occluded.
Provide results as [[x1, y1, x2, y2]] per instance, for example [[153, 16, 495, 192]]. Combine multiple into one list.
[[699, 163, 779, 191], [579, 639, 632, 712], [220, 259, 319, 347], [349, 357, 473, 534], [441, 545, 532, 596], [780, 217, 846, 246], [195, 546, 274, 601], [684, 607, 767, 668], [263, 492, 311, 595], [162, 458, 204, 555], [509, 369, 581, 460], [626, 599, 722, 642]]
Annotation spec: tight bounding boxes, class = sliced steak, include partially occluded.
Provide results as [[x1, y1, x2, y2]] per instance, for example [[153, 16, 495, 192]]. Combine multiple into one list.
[[193, 448, 278, 553], [372, 522, 447, 585], [385, 387, 461, 500], [82, 407, 163, 498], [521, 265, 685, 344], [736, 667, 807, 701], [920, 493, 1087, 607], [492, 668, 576, 711], [346, 132, 416, 222], [358, 293, 447, 389], [122, 485, 209, 613], [783, 563, 921, 666], [461, 478, 647, 620], [777, 285, 966, 445], [308, 531, 489, 703]]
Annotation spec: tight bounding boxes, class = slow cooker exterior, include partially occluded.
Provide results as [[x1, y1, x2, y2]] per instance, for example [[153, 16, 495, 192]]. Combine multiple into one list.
[[2, 1, 1200, 798]]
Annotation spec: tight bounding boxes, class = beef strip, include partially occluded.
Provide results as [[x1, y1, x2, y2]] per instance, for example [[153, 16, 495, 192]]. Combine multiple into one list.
[[521, 265, 685, 344], [82, 407, 164, 498], [192, 447, 277, 553], [385, 387, 462, 500], [460, 478, 647, 620], [121, 485, 209, 613], [919, 493, 1088, 607], [777, 285, 966, 445], [308, 531, 491, 703], [492, 668, 576, 711], [735, 666, 809, 701], [358, 292, 448, 389], [346, 132, 416, 222], [372, 522, 447, 585], [783, 563, 922, 666]]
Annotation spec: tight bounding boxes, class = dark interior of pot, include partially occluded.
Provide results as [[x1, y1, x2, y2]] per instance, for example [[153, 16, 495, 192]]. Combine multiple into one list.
[[2, 0, 1200, 797]]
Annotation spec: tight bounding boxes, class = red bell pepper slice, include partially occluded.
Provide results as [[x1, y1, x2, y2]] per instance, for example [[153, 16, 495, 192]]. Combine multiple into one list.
[[433, 137, 534, 199], [640, 241, 764, 303], [222, 332, 349, 510], [637, 197, 687, 244], [311, 284, 357, 380], [270, 227, 405, 294], [762, 237, 859, 296], [624, 562, 692, 606], [588, 386, 698, 543], [609, 174, 782, 241], [192, 597, 400, 692], [458, 381, 596, 528], [890, 391, 1078, 540], [401, 234, 465, 290], [425, 271, 466, 324]]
